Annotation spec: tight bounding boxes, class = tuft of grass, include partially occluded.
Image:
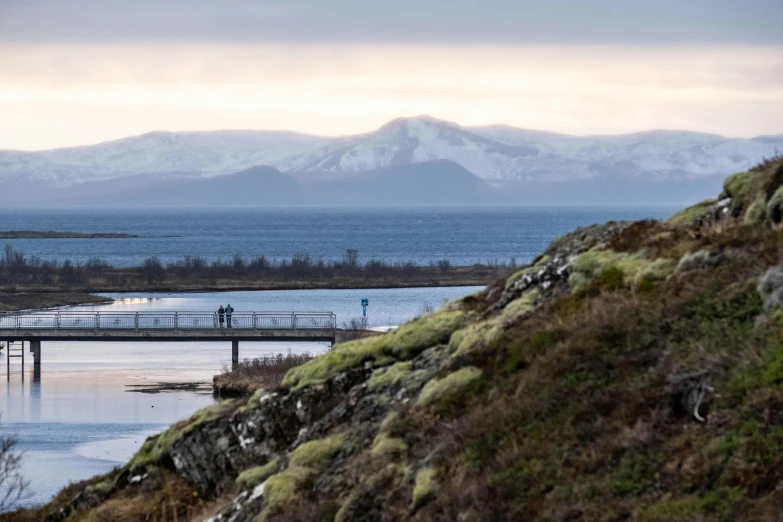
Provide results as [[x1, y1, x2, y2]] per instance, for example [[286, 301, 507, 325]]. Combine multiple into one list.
[[417, 366, 483, 408], [722, 170, 754, 201], [744, 195, 767, 224], [282, 310, 465, 390], [235, 459, 279, 491], [289, 434, 345, 469], [370, 434, 408, 468]]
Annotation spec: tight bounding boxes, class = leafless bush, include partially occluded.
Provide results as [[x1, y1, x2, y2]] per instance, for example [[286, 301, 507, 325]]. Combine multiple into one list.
[[0, 424, 29, 512], [213, 351, 314, 395], [340, 317, 370, 341]]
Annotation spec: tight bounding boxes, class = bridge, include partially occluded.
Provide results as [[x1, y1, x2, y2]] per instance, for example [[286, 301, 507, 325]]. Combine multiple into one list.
[[0, 311, 337, 372]]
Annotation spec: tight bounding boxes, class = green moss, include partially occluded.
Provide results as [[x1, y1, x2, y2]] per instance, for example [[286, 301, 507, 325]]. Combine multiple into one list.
[[370, 434, 408, 467], [449, 320, 502, 358], [669, 198, 717, 225], [569, 249, 675, 293], [85, 479, 113, 496], [386, 310, 466, 359], [745, 194, 768, 224], [129, 400, 237, 471], [288, 434, 344, 468], [236, 459, 280, 490], [499, 288, 541, 323], [412, 467, 437, 507], [723, 170, 753, 201], [417, 366, 483, 408], [262, 466, 314, 510], [368, 361, 413, 390], [281, 336, 390, 391], [283, 310, 465, 390]]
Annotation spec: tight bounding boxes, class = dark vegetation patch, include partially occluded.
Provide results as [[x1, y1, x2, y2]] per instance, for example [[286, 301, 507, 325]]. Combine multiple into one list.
[[0, 247, 511, 294], [213, 353, 315, 396]]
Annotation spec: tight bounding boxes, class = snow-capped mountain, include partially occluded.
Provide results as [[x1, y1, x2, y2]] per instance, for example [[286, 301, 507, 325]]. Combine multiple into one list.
[[1, 116, 781, 187], [0, 130, 330, 186]]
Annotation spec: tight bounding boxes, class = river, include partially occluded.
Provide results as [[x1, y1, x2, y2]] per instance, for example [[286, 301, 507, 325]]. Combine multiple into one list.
[[0, 285, 481, 508]]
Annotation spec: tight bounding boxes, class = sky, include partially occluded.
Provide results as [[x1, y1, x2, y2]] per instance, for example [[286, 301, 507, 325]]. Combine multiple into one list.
[[1, 0, 782, 150]]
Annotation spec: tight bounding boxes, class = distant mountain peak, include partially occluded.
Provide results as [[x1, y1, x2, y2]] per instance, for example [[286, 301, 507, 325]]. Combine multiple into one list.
[[0, 117, 781, 189]]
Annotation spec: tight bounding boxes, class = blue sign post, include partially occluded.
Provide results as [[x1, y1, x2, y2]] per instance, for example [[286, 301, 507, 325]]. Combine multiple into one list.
[[361, 298, 369, 317]]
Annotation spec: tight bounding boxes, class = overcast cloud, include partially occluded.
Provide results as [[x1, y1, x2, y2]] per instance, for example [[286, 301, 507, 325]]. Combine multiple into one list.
[[1, 0, 781, 45], [0, 1, 781, 150]]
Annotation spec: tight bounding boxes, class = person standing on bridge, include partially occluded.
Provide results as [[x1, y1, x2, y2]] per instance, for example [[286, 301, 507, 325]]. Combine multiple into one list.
[[218, 305, 225, 328], [225, 303, 234, 328]]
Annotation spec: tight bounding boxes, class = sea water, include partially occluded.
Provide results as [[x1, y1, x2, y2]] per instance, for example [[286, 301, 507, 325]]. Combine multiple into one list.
[[0, 207, 675, 267]]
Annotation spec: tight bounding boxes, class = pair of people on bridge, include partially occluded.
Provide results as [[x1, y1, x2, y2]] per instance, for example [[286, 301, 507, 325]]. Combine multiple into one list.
[[217, 304, 234, 328]]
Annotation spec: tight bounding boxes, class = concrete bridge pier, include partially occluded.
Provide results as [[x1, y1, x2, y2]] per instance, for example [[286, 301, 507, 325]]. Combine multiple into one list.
[[29, 340, 41, 379], [29, 340, 41, 368], [232, 340, 239, 370]]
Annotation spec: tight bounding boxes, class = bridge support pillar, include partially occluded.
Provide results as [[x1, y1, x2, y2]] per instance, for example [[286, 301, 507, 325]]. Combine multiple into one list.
[[232, 340, 239, 370], [29, 340, 41, 370]]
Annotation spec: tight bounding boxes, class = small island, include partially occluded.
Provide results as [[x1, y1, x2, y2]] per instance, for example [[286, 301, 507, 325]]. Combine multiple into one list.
[[0, 230, 139, 239]]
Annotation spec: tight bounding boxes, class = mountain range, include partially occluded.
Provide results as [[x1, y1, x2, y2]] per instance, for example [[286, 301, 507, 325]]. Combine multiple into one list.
[[1, 115, 781, 206]]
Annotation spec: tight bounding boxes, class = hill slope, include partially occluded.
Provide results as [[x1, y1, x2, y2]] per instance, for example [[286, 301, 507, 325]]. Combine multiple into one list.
[[7, 158, 783, 522], [50, 165, 306, 207], [307, 159, 498, 206]]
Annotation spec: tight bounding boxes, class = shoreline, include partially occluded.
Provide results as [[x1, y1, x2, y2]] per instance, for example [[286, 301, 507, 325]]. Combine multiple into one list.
[[0, 279, 487, 313], [0, 292, 114, 312]]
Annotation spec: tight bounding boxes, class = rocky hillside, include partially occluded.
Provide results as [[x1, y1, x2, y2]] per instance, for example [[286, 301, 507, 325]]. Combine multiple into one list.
[[6, 157, 783, 522]]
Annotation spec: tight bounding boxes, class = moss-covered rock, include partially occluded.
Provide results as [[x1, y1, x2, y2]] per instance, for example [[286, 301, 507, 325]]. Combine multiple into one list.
[[289, 434, 345, 468], [498, 288, 541, 323], [669, 198, 717, 225], [417, 366, 483, 408], [505, 255, 551, 289], [235, 459, 280, 491], [569, 249, 675, 292], [283, 310, 465, 390], [262, 466, 314, 510], [129, 400, 237, 471], [368, 361, 413, 390]]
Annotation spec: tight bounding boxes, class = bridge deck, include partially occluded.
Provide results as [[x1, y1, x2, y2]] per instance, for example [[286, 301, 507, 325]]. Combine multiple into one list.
[[0, 311, 337, 342]]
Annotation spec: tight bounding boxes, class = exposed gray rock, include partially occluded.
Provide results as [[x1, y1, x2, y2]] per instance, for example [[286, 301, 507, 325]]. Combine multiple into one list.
[[488, 221, 632, 316], [758, 266, 783, 311]]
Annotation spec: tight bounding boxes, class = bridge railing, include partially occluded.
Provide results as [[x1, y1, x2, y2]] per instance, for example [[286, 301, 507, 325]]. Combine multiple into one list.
[[0, 311, 337, 331]]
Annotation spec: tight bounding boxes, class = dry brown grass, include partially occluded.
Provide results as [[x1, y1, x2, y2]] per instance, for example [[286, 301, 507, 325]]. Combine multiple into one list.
[[213, 352, 315, 396]]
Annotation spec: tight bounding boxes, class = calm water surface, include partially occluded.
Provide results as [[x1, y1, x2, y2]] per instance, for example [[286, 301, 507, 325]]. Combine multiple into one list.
[[0, 286, 480, 507], [0, 207, 675, 267]]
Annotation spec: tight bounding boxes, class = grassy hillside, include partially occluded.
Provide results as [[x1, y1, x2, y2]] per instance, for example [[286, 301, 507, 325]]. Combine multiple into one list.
[[6, 157, 783, 522]]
